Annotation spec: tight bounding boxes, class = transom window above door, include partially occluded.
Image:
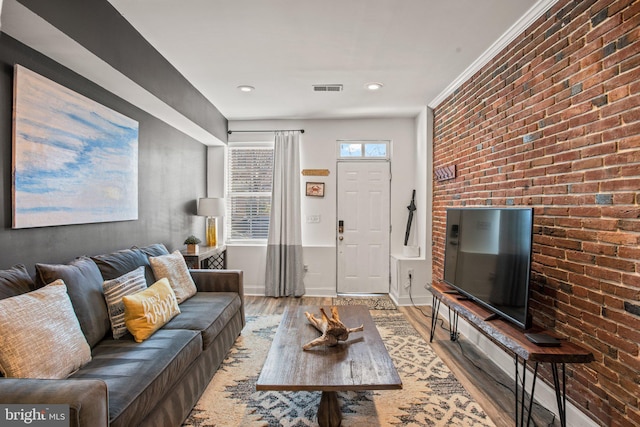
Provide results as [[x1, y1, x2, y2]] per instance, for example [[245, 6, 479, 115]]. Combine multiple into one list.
[[337, 140, 390, 159]]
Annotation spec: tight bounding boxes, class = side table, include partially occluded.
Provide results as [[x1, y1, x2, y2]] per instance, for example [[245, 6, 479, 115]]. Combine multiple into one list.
[[180, 245, 227, 269], [429, 281, 594, 427]]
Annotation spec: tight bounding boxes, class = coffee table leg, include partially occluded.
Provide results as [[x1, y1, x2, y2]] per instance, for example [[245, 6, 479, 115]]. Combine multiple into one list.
[[317, 391, 341, 427]]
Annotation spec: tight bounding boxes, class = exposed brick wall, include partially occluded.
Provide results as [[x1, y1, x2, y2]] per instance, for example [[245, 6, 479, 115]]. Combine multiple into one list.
[[432, 1, 640, 425]]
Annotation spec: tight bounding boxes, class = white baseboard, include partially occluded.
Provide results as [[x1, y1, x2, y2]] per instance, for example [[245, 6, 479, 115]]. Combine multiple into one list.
[[390, 294, 431, 307], [243, 285, 336, 298]]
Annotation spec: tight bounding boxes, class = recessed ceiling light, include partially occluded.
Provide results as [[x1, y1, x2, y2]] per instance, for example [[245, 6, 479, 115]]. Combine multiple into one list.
[[365, 82, 383, 90], [237, 85, 255, 92]]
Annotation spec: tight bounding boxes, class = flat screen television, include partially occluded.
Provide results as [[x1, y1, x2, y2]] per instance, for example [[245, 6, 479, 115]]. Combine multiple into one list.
[[443, 207, 534, 329]]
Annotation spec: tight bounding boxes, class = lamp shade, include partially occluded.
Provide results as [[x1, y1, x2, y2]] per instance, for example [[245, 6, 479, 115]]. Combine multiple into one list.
[[197, 198, 226, 217]]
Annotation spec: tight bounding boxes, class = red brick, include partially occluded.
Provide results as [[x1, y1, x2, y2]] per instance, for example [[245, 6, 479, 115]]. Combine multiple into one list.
[[585, 115, 622, 134], [601, 94, 640, 117], [568, 206, 602, 217], [584, 67, 620, 90], [604, 149, 640, 165], [598, 231, 640, 245], [431, 2, 640, 423], [582, 241, 618, 255], [569, 181, 600, 192], [597, 329, 638, 354], [601, 178, 640, 190], [596, 255, 637, 271], [618, 246, 640, 259], [602, 205, 640, 220], [574, 157, 605, 170]]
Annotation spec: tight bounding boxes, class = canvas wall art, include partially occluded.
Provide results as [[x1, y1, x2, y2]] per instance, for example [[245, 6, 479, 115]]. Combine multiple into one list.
[[12, 65, 139, 228]]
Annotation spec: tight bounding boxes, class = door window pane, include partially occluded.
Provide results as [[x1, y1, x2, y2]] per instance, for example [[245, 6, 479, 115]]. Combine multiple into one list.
[[364, 143, 387, 157], [338, 141, 389, 159], [340, 143, 362, 157]]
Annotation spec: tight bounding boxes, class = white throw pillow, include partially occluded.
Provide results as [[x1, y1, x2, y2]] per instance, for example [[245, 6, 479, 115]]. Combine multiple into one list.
[[149, 250, 197, 304], [102, 266, 148, 339], [0, 280, 91, 379]]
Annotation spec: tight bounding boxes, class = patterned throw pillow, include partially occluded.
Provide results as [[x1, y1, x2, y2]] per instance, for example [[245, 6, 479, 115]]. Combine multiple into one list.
[[102, 266, 148, 339], [0, 280, 91, 379], [149, 250, 197, 304], [122, 278, 181, 342]]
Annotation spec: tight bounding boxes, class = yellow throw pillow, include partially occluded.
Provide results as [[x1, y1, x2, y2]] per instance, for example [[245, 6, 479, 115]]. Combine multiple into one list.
[[122, 278, 180, 342]]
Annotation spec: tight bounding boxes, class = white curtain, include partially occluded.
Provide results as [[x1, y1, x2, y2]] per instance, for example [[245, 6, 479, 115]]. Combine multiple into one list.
[[265, 131, 305, 297]]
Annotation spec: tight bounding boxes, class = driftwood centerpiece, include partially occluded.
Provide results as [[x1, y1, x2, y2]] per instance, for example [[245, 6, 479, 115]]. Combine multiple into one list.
[[303, 306, 364, 350]]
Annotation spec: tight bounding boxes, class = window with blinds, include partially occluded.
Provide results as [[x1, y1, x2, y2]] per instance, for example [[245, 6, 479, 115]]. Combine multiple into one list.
[[227, 144, 274, 241]]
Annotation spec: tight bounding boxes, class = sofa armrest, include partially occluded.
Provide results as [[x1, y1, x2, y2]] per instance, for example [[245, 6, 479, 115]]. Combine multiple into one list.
[[190, 269, 243, 293], [0, 379, 108, 427], [190, 269, 245, 326]]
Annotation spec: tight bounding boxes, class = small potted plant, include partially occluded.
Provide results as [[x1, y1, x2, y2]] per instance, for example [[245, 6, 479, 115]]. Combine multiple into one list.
[[184, 235, 201, 254]]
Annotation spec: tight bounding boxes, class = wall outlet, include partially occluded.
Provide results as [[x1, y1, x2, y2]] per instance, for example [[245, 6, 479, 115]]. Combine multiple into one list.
[[306, 215, 321, 223], [407, 268, 414, 279]]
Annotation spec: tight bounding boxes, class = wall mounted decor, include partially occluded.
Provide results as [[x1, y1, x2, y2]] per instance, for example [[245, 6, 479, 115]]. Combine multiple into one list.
[[435, 165, 456, 182], [306, 182, 325, 197], [301, 169, 330, 176], [12, 65, 139, 228]]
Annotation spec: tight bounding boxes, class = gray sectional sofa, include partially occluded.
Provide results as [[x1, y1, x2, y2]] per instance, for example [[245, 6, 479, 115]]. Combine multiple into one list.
[[0, 243, 245, 427]]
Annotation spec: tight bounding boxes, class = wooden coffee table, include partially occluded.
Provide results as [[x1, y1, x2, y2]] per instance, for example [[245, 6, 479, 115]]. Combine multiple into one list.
[[256, 305, 402, 427]]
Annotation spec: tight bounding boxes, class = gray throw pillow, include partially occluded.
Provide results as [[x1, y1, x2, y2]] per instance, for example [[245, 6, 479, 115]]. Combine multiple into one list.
[[137, 243, 170, 258], [36, 257, 110, 348], [0, 265, 36, 300], [92, 247, 152, 283]]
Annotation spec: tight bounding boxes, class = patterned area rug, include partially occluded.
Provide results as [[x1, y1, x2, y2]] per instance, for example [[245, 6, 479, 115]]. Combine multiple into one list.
[[183, 311, 495, 427], [332, 295, 397, 310]]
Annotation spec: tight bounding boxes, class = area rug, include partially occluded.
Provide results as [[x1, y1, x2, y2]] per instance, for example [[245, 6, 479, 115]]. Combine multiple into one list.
[[183, 311, 495, 427], [332, 295, 396, 310]]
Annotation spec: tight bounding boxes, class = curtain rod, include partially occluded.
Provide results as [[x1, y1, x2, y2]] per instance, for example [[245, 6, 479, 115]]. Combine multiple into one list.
[[227, 129, 304, 134]]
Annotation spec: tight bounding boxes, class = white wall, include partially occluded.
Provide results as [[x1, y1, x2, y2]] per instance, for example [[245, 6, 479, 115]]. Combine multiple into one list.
[[388, 108, 433, 305], [225, 117, 431, 298]]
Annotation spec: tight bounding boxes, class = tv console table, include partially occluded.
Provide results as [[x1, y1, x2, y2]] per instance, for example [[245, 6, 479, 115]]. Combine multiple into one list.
[[429, 282, 594, 427]]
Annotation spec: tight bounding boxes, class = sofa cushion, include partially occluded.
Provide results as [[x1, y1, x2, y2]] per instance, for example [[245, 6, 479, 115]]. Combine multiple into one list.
[[137, 243, 170, 258], [0, 280, 91, 379], [149, 251, 197, 304], [70, 329, 201, 427], [0, 264, 36, 300], [36, 257, 110, 348], [164, 292, 241, 350], [92, 247, 155, 286], [122, 278, 181, 343], [102, 266, 148, 339]]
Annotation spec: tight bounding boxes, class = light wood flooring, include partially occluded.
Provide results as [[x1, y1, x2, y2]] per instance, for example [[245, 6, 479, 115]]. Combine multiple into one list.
[[245, 295, 560, 427]]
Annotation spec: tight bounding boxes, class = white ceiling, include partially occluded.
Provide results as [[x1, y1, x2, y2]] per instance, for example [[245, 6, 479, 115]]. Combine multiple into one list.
[[1, 0, 556, 144], [106, 0, 544, 121]]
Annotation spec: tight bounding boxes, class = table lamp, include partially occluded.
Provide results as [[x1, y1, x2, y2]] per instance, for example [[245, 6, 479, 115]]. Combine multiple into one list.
[[197, 198, 225, 247]]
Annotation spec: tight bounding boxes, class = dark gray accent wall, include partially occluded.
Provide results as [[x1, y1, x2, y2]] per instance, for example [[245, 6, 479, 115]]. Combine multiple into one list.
[[16, 0, 228, 143], [0, 34, 207, 273]]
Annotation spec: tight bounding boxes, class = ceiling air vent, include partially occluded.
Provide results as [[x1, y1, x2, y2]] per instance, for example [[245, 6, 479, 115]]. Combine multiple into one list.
[[313, 84, 343, 92]]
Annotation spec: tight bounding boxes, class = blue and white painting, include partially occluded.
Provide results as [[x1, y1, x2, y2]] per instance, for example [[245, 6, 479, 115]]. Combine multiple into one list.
[[12, 65, 139, 228]]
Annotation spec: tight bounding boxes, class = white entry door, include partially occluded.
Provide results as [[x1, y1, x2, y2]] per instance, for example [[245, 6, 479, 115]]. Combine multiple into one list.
[[337, 161, 390, 294]]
